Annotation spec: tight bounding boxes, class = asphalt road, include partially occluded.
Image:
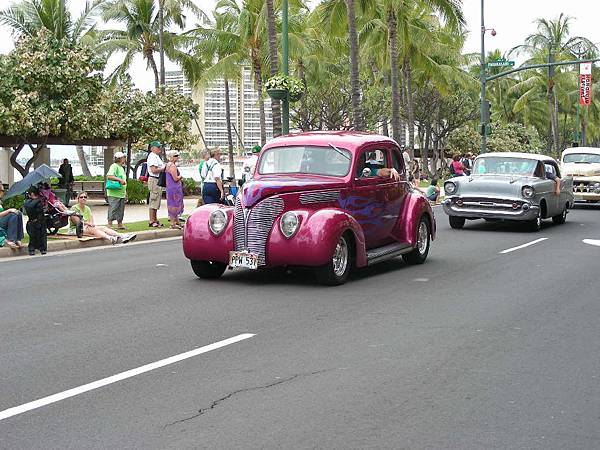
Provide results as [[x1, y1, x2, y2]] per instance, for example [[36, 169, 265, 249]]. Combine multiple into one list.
[[1, 204, 600, 449]]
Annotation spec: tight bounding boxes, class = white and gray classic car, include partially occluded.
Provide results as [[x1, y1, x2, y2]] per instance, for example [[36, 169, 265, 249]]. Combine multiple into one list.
[[443, 152, 574, 231]]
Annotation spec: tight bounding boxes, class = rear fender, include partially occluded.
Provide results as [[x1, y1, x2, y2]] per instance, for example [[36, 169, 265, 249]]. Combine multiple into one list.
[[183, 204, 234, 263], [396, 193, 436, 246], [267, 208, 367, 268]]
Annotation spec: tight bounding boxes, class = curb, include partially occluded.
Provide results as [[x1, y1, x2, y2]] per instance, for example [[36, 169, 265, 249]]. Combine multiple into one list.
[[0, 228, 182, 258]]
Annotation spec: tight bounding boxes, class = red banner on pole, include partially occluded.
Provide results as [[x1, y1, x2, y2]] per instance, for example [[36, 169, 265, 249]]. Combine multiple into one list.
[[580, 63, 592, 105]]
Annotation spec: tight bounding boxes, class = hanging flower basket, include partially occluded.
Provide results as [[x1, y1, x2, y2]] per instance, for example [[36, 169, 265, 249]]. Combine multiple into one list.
[[266, 88, 288, 100], [265, 74, 305, 102]]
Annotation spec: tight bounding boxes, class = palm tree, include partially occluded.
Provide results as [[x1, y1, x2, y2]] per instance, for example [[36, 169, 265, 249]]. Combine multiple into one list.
[[0, 0, 109, 176], [265, 0, 282, 136], [100, 0, 200, 91], [511, 14, 596, 153]]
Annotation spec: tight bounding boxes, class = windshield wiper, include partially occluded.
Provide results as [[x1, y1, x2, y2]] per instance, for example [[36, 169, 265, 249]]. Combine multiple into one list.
[[328, 143, 350, 160]]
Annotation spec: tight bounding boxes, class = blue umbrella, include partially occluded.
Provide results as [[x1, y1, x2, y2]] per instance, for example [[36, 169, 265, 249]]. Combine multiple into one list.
[[4, 164, 62, 199]]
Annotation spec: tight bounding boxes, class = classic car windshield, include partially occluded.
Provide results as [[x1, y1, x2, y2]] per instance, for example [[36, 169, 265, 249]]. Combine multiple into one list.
[[473, 157, 538, 176], [563, 153, 600, 164], [258, 145, 352, 176]]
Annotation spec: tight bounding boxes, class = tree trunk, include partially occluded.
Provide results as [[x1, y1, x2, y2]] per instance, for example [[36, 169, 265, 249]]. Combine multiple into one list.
[[266, 0, 282, 137], [148, 52, 160, 92], [388, 9, 401, 143], [403, 59, 415, 159], [224, 78, 235, 179], [252, 52, 267, 146], [76, 145, 92, 177], [158, 0, 165, 91], [346, 0, 363, 130]]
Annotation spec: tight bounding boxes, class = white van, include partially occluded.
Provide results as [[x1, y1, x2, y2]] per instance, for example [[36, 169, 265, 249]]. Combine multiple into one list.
[[561, 147, 600, 202]]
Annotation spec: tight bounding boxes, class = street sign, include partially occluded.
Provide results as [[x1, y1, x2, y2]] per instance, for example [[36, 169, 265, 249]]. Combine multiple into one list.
[[487, 60, 515, 68]]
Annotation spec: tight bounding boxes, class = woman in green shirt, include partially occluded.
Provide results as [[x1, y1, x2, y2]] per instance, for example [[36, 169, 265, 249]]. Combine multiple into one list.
[[106, 152, 128, 229], [70, 192, 136, 244]]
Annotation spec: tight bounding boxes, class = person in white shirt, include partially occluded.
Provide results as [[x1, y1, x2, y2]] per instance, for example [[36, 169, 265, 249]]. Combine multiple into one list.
[[201, 148, 224, 204], [147, 140, 166, 227]]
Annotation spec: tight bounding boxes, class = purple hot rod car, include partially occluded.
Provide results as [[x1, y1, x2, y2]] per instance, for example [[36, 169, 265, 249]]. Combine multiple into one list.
[[183, 131, 436, 285]]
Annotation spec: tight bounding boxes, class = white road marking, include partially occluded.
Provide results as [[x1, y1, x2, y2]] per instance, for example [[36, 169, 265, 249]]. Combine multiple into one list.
[[499, 238, 548, 254], [583, 239, 600, 247], [0, 333, 255, 422]]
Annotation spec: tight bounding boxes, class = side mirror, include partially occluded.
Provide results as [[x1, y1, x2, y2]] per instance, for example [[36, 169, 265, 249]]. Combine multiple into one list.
[[362, 168, 371, 178]]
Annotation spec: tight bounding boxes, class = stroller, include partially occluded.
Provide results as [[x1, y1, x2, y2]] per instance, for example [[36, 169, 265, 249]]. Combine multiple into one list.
[[38, 183, 84, 238]]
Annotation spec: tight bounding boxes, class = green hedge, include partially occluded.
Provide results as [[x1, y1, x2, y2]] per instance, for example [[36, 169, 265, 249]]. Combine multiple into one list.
[[126, 179, 149, 204], [2, 195, 24, 211], [182, 177, 198, 196]]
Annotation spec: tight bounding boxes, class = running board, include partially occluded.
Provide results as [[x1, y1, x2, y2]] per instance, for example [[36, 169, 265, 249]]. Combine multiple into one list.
[[367, 242, 413, 265]]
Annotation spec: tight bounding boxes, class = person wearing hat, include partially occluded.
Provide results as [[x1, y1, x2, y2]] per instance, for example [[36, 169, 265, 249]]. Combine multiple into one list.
[[241, 145, 261, 185], [106, 151, 128, 229], [147, 140, 166, 227]]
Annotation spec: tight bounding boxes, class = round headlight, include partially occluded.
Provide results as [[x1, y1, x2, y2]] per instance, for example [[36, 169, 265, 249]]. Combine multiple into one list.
[[209, 209, 228, 235], [522, 186, 535, 199], [444, 181, 457, 195], [280, 212, 299, 238]]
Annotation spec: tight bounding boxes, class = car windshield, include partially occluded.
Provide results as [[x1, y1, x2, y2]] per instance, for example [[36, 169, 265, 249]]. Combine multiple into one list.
[[473, 157, 538, 176], [563, 153, 600, 164], [258, 145, 352, 176]]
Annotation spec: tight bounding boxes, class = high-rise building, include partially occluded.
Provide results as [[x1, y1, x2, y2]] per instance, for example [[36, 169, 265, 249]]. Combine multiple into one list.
[[191, 67, 273, 151], [165, 70, 192, 97]]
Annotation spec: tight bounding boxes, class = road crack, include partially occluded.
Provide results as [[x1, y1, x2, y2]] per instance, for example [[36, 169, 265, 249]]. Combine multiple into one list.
[[164, 368, 334, 428]]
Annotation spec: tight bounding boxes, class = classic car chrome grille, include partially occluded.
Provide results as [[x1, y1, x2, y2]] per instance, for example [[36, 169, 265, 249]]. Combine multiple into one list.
[[573, 181, 600, 193], [233, 196, 284, 266], [453, 197, 523, 210], [299, 190, 340, 204]]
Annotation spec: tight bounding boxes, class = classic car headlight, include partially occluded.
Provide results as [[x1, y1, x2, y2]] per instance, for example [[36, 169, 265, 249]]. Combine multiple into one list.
[[444, 181, 457, 195], [522, 186, 535, 199], [209, 209, 228, 235], [280, 212, 299, 238]]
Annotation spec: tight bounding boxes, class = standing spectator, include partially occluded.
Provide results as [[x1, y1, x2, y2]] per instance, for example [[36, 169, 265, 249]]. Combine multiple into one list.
[[201, 148, 224, 204], [450, 154, 467, 177], [197, 151, 209, 203], [70, 191, 136, 244], [0, 181, 24, 249], [24, 186, 47, 256], [106, 151, 128, 230], [58, 158, 74, 201], [147, 140, 166, 227], [165, 150, 184, 229], [460, 152, 473, 175], [402, 146, 411, 171]]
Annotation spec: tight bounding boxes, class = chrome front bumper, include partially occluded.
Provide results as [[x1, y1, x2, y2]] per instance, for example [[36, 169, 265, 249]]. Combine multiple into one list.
[[443, 197, 540, 221]]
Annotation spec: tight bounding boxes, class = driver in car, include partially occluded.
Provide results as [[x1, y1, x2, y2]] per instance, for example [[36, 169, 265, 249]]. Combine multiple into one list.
[[357, 153, 400, 181], [535, 161, 561, 196]]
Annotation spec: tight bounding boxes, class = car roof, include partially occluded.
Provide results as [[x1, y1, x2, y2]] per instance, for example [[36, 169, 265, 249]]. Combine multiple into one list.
[[476, 152, 557, 163], [263, 131, 399, 152], [562, 147, 600, 155]]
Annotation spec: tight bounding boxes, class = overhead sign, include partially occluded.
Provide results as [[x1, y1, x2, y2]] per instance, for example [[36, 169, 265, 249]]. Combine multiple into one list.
[[487, 59, 515, 68], [580, 62, 593, 105]]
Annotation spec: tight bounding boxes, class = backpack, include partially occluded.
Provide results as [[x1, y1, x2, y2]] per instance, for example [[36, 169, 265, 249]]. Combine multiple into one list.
[[0, 228, 6, 248], [200, 161, 217, 181], [139, 162, 149, 182]]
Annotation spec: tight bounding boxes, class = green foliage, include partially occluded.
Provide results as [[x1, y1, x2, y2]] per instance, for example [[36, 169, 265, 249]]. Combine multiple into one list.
[[126, 178, 149, 204], [74, 175, 105, 181], [265, 74, 305, 101], [1, 195, 25, 211], [449, 123, 544, 155], [181, 177, 198, 196]]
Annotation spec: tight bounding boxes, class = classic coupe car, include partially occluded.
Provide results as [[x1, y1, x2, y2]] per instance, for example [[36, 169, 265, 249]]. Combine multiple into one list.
[[183, 131, 436, 285], [561, 147, 600, 202], [443, 152, 574, 231]]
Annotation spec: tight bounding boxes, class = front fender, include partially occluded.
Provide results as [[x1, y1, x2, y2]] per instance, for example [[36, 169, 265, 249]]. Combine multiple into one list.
[[266, 208, 367, 268], [183, 204, 234, 263], [396, 193, 436, 246]]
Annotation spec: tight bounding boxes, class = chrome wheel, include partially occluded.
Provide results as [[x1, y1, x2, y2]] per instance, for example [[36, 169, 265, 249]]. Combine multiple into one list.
[[332, 236, 349, 277], [417, 221, 428, 255]]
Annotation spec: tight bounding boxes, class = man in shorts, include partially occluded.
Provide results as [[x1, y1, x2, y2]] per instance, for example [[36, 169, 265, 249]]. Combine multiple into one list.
[[147, 140, 166, 227]]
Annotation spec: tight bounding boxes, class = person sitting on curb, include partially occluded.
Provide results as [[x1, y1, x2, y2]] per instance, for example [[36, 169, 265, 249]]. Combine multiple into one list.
[[70, 192, 137, 244], [0, 181, 24, 249], [425, 178, 441, 203]]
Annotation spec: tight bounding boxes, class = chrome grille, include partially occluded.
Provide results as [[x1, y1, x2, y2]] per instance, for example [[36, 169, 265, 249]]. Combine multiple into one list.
[[300, 190, 340, 204], [233, 196, 284, 266]]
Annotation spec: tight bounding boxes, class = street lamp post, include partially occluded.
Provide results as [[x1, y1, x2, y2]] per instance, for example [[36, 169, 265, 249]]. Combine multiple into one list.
[[480, 0, 487, 153], [282, 0, 290, 135]]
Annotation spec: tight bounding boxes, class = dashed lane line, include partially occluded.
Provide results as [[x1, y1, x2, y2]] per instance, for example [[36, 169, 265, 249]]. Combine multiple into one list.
[[499, 238, 548, 254], [0, 333, 255, 422]]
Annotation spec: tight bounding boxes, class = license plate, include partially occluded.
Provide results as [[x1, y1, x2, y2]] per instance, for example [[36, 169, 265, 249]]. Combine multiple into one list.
[[229, 251, 259, 270]]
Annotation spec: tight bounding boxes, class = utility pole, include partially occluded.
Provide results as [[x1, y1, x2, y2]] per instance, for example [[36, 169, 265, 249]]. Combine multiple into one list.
[[158, 0, 166, 92], [479, 0, 489, 153], [282, 0, 290, 134]]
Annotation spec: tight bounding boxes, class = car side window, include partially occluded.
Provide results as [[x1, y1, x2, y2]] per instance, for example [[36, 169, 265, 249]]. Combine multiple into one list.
[[391, 148, 404, 173], [547, 162, 560, 177], [356, 149, 388, 177]]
